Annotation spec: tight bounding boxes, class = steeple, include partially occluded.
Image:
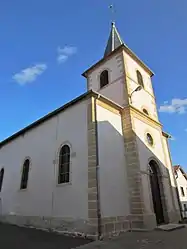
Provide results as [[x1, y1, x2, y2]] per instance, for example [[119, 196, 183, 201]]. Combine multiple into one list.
[[104, 22, 124, 57]]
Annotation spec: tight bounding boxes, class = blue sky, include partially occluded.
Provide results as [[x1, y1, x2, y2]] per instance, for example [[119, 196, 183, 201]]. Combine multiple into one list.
[[0, 0, 187, 168]]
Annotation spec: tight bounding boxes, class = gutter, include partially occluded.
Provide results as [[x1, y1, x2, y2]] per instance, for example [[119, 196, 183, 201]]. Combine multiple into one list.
[[93, 96, 102, 239]]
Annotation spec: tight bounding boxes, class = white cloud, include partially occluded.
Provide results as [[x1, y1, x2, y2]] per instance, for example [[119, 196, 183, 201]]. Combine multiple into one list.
[[57, 46, 77, 64], [13, 64, 47, 85], [159, 98, 187, 114], [58, 46, 77, 55], [57, 54, 68, 63]]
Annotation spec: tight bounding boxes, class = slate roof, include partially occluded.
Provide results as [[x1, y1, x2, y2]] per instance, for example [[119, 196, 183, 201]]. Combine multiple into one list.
[[83, 23, 154, 77], [104, 22, 124, 57]]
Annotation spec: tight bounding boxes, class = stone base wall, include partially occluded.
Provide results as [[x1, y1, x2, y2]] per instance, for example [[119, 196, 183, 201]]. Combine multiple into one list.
[[142, 214, 157, 229], [0, 215, 91, 237], [0, 214, 131, 239], [101, 216, 130, 237], [0, 214, 143, 238], [0, 212, 180, 239], [167, 210, 181, 223], [100, 211, 181, 235]]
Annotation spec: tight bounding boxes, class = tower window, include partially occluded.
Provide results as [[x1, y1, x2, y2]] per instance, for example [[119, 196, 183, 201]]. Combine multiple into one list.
[[181, 187, 185, 197], [100, 70, 109, 88], [58, 144, 70, 184], [0, 168, 4, 192], [143, 109, 149, 116], [20, 159, 30, 190], [136, 70, 144, 88], [146, 133, 154, 146]]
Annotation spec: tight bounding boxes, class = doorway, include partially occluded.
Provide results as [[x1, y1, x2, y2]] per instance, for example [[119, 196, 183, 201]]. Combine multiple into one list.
[[149, 160, 165, 225]]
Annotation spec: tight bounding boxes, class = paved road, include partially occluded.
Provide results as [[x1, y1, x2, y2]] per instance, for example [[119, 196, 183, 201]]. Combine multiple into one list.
[[77, 227, 187, 249], [0, 223, 91, 249], [1, 223, 187, 249]]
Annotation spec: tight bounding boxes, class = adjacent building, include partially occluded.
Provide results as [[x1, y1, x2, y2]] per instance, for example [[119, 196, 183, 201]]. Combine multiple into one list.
[[0, 22, 180, 238], [174, 165, 187, 218]]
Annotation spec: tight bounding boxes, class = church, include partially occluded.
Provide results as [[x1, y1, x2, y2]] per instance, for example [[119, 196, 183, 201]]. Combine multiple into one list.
[[0, 22, 181, 238]]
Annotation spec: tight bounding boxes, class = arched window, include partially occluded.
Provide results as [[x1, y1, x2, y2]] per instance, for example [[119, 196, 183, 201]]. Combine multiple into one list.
[[136, 70, 144, 88], [143, 108, 149, 116], [20, 159, 30, 189], [0, 168, 4, 192], [58, 145, 70, 184], [147, 133, 154, 146], [100, 70, 109, 89]]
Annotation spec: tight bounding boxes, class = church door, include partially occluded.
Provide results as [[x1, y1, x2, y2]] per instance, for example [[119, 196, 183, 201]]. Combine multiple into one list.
[[149, 160, 164, 225]]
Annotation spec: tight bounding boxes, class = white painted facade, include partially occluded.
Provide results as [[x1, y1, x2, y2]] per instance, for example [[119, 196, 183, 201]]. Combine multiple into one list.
[[0, 23, 181, 236], [87, 48, 158, 122], [87, 51, 127, 106], [162, 137, 180, 210], [174, 167, 187, 218], [0, 100, 89, 223], [85, 40, 180, 226], [96, 104, 129, 217], [133, 117, 174, 214], [123, 51, 158, 120]]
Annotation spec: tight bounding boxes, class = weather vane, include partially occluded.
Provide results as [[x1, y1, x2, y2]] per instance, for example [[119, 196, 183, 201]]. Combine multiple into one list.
[[109, 4, 116, 23]]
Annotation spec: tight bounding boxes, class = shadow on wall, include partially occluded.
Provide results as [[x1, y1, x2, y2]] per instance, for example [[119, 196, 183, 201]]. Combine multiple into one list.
[[97, 119, 181, 227], [0, 119, 181, 236]]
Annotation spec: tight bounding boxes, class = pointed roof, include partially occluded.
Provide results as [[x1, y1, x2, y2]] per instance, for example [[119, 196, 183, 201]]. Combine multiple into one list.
[[104, 22, 124, 57], [82, 22, 154, 77]]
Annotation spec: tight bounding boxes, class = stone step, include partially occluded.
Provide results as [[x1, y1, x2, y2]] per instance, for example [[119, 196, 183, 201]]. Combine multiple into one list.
[[155, 223, 185, 232]]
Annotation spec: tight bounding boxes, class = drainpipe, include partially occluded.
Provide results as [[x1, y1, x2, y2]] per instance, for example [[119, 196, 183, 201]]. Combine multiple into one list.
[[93, 96, 102, 239]]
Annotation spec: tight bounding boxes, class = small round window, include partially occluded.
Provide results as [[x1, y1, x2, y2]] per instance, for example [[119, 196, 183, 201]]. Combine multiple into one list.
[[147, 133, 154, 146], [143, 109, 149, 115]]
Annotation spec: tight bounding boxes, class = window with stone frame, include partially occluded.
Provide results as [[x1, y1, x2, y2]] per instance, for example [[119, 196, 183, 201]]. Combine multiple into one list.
[[181, 186, 185, 197], [58, 144, 70, 184], [147, 133, 154, 146], [100, 70, 109, 89], [136, 70, 144, 88], [20, 159, 30, 189], [0, 168, 4, 192]]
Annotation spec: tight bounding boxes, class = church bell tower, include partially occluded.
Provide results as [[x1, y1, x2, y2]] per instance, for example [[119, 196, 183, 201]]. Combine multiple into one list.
[[83, 22, 159, 122], [83, 21, 180, 231]]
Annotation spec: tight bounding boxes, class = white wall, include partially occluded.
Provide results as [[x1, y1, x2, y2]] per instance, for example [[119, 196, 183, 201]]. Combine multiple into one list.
[[176, 170, 187, 201], [141, 173, 152, 213], [123, 51, 158, 121], [133, 116, 174, 213], [175, 169, 187, 215], [133, 117, 166, 172], [87, 52, 127, 106], [96, 104, 129, 217], [162, 137, 179, 210], [0, 100, 88, 220]]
